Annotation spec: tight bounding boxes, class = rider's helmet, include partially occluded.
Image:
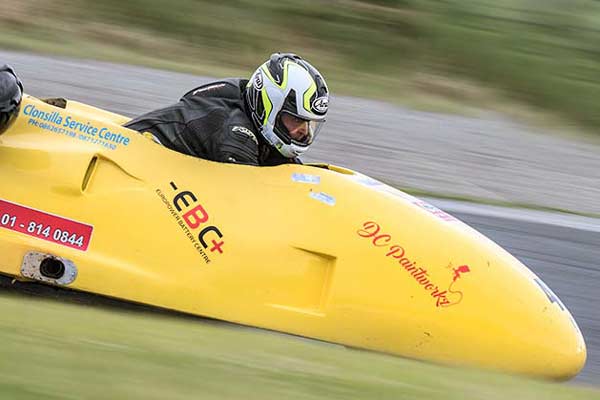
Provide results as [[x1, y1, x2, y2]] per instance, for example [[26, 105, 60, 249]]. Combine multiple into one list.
[[245, 53, 329, 158], [0, 65, 23, 134]]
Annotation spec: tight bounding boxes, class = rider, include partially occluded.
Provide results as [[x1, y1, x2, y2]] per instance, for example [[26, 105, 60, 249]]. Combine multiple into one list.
[[0, 65, 23, 135], [125, 52, 329, 166]]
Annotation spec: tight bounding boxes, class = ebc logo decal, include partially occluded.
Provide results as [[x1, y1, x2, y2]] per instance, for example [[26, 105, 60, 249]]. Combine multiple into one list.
[[155, 182, 225, 264], [311, 96, 328, 114], [253, 70, 264, 90], [357, 221, 470, 308]]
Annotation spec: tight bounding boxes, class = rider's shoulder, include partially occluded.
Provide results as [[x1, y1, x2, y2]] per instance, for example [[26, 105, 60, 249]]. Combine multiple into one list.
[[181, 78, 247, 101]]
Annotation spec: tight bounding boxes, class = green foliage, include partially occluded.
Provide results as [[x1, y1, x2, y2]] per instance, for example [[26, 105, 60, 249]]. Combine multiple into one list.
[[2, 0, 600, 128], [71, 0, 424, 71], [423, 0, 600, 125]]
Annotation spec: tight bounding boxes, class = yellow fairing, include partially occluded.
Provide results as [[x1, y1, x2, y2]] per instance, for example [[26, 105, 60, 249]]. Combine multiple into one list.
[[0, 96, 586, 379]]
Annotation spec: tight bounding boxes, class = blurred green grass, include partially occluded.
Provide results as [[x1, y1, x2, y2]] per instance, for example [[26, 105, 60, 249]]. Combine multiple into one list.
[[0, 292, 599, 400], [2, 0, 600, 130]]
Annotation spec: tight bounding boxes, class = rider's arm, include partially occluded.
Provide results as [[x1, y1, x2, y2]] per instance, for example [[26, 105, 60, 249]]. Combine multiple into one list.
[[218, 124, 260, 166]]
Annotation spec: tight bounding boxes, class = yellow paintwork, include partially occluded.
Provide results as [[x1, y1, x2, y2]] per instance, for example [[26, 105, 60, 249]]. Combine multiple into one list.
[[0, 95, 586, 379]]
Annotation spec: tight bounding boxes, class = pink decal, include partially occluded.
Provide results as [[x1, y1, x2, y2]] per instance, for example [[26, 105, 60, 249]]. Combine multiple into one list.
[[413, 200, 456, 222], [357, 221, 470, 308]]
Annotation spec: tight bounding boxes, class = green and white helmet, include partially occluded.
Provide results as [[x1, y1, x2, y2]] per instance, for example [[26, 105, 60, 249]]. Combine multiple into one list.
[[245, 53, 329, 158]]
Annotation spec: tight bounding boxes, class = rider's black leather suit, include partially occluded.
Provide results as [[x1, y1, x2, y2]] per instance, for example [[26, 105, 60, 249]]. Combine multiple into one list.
[[124, 79, 298, 166]]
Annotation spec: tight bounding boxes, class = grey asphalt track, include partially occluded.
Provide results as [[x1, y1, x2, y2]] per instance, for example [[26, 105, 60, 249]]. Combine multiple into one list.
[[1, 50, 598, 385]]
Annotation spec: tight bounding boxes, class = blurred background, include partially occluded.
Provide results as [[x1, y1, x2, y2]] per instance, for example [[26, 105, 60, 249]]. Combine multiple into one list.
[[1, 2, 600, 397], [3, 0, 600, 128], [4, 0, 600, 215]]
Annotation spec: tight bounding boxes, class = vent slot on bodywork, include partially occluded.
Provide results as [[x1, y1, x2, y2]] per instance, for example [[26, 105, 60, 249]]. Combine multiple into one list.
[[81, 155, 98, 192], [80, 155, 142, 193], [268, 248, 336, 316]]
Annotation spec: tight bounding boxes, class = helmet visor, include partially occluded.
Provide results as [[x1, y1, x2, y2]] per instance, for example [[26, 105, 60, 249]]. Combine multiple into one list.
[[280, 111, 325, 146], [304, 118, 325, 145]]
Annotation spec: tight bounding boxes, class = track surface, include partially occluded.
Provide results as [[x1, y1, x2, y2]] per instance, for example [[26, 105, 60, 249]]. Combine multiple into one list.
[[0, 51, 598, 385]]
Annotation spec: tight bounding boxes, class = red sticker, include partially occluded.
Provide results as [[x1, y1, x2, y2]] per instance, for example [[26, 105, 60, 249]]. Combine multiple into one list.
[[0, 199, 93, 251]]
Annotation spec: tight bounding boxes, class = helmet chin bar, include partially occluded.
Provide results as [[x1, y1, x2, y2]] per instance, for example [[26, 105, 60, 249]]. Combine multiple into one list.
[[262, 124, 309, 159]]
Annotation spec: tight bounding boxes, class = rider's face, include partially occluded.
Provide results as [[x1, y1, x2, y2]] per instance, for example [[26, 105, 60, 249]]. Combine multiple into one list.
[[281, 113, 309, 143]]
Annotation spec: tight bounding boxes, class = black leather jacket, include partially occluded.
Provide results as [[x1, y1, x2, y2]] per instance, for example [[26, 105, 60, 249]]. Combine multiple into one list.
[[124, 78, 298, 166]]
